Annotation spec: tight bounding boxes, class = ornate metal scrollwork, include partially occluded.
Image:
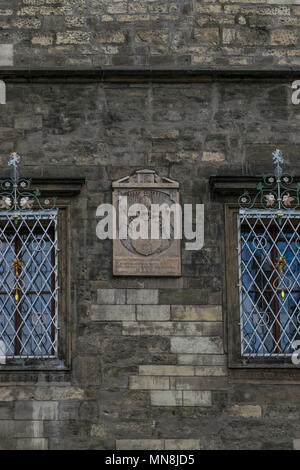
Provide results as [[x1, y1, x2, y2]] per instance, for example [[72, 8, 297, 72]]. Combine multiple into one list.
[[239, 149, 300, 211], [0, 152, 56, 212]]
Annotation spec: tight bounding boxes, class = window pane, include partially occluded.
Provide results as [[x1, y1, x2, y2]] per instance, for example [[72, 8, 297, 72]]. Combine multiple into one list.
[[239, 212, 300, 357], [0, 212, 58, 359]]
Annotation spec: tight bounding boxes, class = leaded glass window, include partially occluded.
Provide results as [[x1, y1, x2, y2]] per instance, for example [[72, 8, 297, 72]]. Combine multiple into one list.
[[238, 210, 300, 357]]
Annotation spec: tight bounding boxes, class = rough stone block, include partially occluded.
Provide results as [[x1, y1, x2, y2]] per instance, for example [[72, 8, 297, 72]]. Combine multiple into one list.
[[0, 388, 13, 401], [129, 376, 170, 390], [202, 152, 225, 162], [127, 289, 159, 305], [116, 439, 164, 450], [171, 337, 223, 354], [16, 438, 48, 450], [171, 305, 222, 322], [139, 365, 194, 376], [0, 420, 44, 438], [91, 305, 135, 321], [136, 305, 170, 321], [165, 439, 200, 450], [194, 28, 219, 45], [195, 366, 227, 377], [271, 29, 297, 45], [150, 391, 183, 406], [122, 321, 222, 336], [182, 391, 212, 407], [14, 115, 43, 130], [228, 405, 262, 418], [0, 44, 13, 66], [177, 354, 226, 366], [15, 401, 59, 420], [97, 289, 126, 305], [173, 377, 228, 391], [293, 439, 300, 450]]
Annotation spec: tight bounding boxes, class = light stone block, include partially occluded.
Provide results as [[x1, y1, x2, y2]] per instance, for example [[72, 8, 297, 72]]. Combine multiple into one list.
[[195, 366, 227, 376], [136, 305, 170, 321], [97, 289, 126, 305], [116, 439, 164, 450], [91, 305, 135, 321], [0, 44, 13, 66], [165, 439, 200, 450], [171, 337, 223, 354], [127, 289, 159, 305], [129, 376, 170, 390], [228, 405, 262, 418], [139, 365, 194, 376], [183, 391, 212, 407], [171, 305, 222, 321], [150, 391, 183, 406]]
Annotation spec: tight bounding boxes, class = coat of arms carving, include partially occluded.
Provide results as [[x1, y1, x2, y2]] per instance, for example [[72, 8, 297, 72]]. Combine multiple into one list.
[[112, 169, 181, 276]]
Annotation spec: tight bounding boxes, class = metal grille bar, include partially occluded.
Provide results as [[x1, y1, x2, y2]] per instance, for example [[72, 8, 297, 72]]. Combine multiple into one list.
[[238, 209, 300, 357], [0, 210, 58, 359]]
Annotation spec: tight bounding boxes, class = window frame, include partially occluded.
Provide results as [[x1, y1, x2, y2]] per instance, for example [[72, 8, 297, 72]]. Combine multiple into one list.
[[225, 202, 300, 369], [0, 200, 71, 371]]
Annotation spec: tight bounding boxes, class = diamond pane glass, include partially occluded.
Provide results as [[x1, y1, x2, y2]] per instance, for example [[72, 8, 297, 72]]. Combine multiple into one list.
[[238, 210, 300, 357], [0, 211, 58, 359]]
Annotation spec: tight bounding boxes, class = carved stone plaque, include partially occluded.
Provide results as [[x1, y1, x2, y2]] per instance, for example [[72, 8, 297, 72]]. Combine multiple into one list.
[[112, 169, 181, 276]]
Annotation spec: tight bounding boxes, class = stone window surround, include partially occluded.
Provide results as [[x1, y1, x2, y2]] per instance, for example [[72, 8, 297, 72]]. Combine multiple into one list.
[[211, 175, 300, 371], [0, 178, 84, 372]]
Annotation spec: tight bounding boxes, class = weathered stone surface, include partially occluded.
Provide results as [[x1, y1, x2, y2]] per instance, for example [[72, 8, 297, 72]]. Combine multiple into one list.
[[182, 391, 212, 407], [171, 337, 224, 354], [127, 289, 159, 305], [91, 305, 135, 321], [228, 405, 262, 419], [113, 170, 181, 276], [16, 438, 49, 450], [172, 377, 228, 391], [129, 376, 170, 390], [0, 44, 13, 66], [177, 354, 226, 366], [97, 289, 126, 305], [171, 305, 222, 321], [139, 365, 195, 376], [150, 391, 183, 406], [15, 401, 59, 421], [123, 321, 222, 336], [293, 439, 300, 450], [0, 421, 43, 438], [136, 305, 170, 321], [0, 76, 298, 450], [116, 439, 164, 450], [165, 439, 200, 450], [195, 366, 227, 377], [2, 0, 300, 68]]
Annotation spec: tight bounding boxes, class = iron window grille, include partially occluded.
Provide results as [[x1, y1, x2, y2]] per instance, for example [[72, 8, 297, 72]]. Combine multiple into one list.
[[0, 153, 58, 360], [237, 150, 300, 358]]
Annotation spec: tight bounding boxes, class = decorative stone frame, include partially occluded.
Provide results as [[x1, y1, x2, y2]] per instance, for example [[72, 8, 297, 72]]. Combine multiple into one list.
[[112, 169, 181, 277], [211, 176, 300, 378], [0, 178, 84, 372]]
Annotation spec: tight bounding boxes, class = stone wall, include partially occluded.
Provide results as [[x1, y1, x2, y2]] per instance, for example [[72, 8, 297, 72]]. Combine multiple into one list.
[[0, 80, 299, 449], [0, 0, 300, 68]]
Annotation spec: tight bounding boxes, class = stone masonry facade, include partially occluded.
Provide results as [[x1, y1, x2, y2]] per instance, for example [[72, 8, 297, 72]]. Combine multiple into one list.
[[1, 0, 300, 68], [0, 0, 300, 451]]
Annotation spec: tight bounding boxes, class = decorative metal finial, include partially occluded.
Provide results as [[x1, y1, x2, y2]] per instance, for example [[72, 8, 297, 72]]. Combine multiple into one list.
[[8, 152, 20, 168], [238, 149, 300, 212], [272, 149, 284, 166], [0, 153, 56, 212]]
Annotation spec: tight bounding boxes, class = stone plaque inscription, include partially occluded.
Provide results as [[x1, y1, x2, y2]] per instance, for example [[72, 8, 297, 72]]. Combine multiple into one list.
[[113, 170, 181, 276]]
